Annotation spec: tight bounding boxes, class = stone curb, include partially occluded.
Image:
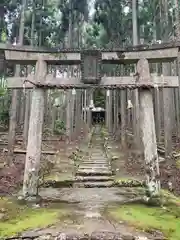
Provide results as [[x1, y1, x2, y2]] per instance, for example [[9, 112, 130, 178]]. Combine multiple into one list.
[[3, 230, 164, 240]]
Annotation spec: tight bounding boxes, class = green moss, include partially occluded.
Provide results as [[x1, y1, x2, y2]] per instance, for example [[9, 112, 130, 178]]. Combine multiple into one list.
[[175, 159, 180, 169], [108, 202, 180, 240], [160, 190, 180, 207], [114, 177, 145, 187], [0, 210, 59, 237], [0, 197, 68, 238]]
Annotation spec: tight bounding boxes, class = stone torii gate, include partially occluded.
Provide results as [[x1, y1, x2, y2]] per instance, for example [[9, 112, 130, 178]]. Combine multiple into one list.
[[0, 42, 179, 200]]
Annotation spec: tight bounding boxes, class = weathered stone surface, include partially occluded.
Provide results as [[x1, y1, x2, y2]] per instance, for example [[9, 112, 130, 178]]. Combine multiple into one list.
[[75, 176, 114, 182], [21, 231, 41, 238], [91, 231, 125, 240], [81, 162, 108, 165], [62, 233, 89, 240], [74, 181, 114, 188], [78, 166, 110, 170], [36, 234, 54, 240], [5, 232, 148, 240], [76, 169, 112, 176]]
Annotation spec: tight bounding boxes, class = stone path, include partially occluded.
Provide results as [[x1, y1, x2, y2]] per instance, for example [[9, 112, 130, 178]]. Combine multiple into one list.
[[75, 126, 114, 188], [20, 214, 153, 240], [19, 188, 153, 240], [38, 126, 128, 228], [39, 187, 126, 212], [14, 126, 157, 240]]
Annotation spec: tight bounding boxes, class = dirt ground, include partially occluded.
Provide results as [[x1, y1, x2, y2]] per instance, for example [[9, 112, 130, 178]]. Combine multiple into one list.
[[0, 154, 24, 195], [160, 159, 180, 195], [0, 127, 88, 195], [126, 150, 180, 195], [106, 136, 180, 196]]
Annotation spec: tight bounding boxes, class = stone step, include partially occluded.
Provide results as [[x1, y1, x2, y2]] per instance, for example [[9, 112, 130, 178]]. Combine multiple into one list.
[[82, 160, 108, 163], [91, 151, 106, 153], [91, 152, 106, 155], [91, 145, 102, 147], [75, 175, 114, 182], [81, 161, 108, 163], [84, 157, 107, 161], [89, 161, 108, 164], [90, 156, 105, 158], [91, 151, 104, 154], [79, 162, 109, 168], [91, 155, 107, 159], [81, 162, 109, 166], [78, 166, 110, 170], [74, 181, 114, 188], [90, 157, 108, 161], [76, 169, 113, 176], [91, 147, 103, 148], [78, 165, 110, 169]]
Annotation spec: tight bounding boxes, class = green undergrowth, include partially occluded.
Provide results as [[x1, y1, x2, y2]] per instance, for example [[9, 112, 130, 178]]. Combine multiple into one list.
[[107, 190, 180, 240], [0, 197, 69, 238]]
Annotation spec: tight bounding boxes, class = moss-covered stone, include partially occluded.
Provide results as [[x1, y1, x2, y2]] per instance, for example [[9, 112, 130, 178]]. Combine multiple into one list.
[[42, 179, 74, 188], [114, 178, 145, 188], [40, 171, 75, 188]]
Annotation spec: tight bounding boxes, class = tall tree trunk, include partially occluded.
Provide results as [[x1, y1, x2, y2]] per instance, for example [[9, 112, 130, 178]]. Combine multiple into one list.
[[174, 0, 180, 139], [161, 0, 173, 158], [132, 0, 141, 149], [152, 15, 161, 144], [66, 0, 74, 140], [23, 5, 35, 147], [132, 0, 138, 45], [8, 0, 26, 162]]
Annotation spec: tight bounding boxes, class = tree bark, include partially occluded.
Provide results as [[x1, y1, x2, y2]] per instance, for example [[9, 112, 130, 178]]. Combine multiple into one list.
[[8, 0, 26, 161], [161, 0, 173, 158], [120, 89, 126, 148], [66, 90, 72, 141], [23, 3, 35, 146], [132, 0, 141, 149]]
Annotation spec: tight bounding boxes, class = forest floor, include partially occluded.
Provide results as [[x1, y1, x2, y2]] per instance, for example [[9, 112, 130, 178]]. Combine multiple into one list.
[[0, 127, 180, 239]]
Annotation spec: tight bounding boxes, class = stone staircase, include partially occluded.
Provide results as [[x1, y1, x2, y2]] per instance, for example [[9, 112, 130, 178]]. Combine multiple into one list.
[[75, 127, 114, 188]]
